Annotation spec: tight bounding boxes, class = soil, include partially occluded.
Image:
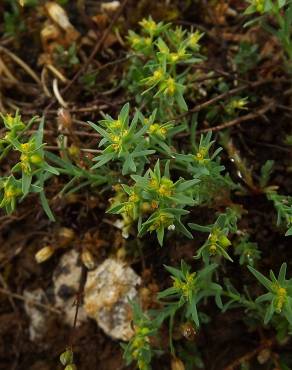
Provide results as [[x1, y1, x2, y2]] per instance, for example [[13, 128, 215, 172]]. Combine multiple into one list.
[[1, 1, 292, 369]]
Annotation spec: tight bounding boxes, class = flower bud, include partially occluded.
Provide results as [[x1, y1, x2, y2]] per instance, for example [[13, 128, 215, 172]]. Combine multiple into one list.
[[58, 227, 75, 247], [171, 357, 185, 370], [68, 145, 80, 158], [60, 349, 73, 366], [35, 246, 54, 263], [209, 244, 217, 255], [30, 154, 43, 164], [218, 235, 231, 248], [64, 365, 77, 370]]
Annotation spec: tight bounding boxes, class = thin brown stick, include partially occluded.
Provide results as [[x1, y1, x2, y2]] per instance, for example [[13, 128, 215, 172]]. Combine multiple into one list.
[[223, 339, 274, 370], [0, 287, 62, 315], [44, 0, 129, 114], [197, 101, 274, 133], [0, 46, 41, 85], [173, 78, 284, 122]]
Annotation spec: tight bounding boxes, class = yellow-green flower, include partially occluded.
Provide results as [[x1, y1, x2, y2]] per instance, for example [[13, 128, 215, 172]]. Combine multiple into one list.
[[173, 271, 196, 298], [273, 284, 287, 312], [139, 18, 158, 34], [195, 147, 208, 163], [164, 77, 176, 96], [147, 68, 164, 85], [149, 212, 173, 231], [187, 30, 203, 49], [149, 123, 167, 138], [255, 0, 265, 13]]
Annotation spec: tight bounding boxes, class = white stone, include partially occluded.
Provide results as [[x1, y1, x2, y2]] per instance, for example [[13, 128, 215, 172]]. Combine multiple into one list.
[[84, 258, 141, 340], [23, 289, 48, 342], [101, 1, 120, 13], [53, 250, 87, 326]]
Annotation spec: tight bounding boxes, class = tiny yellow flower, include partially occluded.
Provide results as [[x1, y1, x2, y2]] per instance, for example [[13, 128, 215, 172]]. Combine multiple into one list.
[[6, 114, 14, 128], [173, 272, 196, 298], [122, 129, 129, 137], [188, 30, 202, 48], [20, 153, 29, 162], [4, 186, 20, 199], [21, 161, 31, 174], [68, 145, 80, 158], [170, 53, 179, 62], [170, 48, 187, 62], [255, 0, 265, 13], [110, 135, 120, 143], [149, 178, 159, 190], [139, 18, 158, 33], [144, 37, 152, 46], [20, 142, 31, 152], [152, 68, 164, 81], [123, 203, 134, 214], [129, 193, 139, 202], [209, 244, 217, 255], [195, 148, 207, 162], [149, 123, 167, 137], [157, 184, 172, 197], [110, 119, 122, 129], [273, 285, 287, 312], [218, 235, 231, 248], [165, 77, 176, 95]]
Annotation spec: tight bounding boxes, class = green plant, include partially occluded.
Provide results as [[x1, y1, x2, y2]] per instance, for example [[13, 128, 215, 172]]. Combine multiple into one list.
[[88, 103, 156, 175], [53, 43, 80, 70], [248, 263, 292, 325], [222, 275, 292, 342], [267, 191, 292, 235], [234, 42, 260, 74], [108, 160, 199, 245], [244, 0, 292, 69], [157, 261, 222, 328], [3, 0, 26, 37], [189, 208, 241, 263], [234, 234, 261, 266], [3, 11, 292, 370], [175, 131, 236, 204], [60, 348, 77, 370], [0, 112, 59, 220], [125, 17, 204, 117], [122, 302, 160, 370]]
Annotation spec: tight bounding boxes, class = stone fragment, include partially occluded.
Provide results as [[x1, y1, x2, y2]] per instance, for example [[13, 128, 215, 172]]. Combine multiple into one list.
[[84, 258, 141, 340], [23, 289, 48, 342], [53, 250, 87, 326]]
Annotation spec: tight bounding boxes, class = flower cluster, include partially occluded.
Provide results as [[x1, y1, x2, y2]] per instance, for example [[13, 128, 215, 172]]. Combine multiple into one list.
[[126, 17, 204, 116], [0, 112, 58, 219], [108, 160, 199, 245]]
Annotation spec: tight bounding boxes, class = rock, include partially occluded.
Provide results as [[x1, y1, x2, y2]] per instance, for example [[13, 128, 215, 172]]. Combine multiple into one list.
[[84, 258, 141, 340], [53, 250, 87, 326], [101, 1, 121, 13], [23, 289, 48, 342], [45, 2, 80, 42]]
